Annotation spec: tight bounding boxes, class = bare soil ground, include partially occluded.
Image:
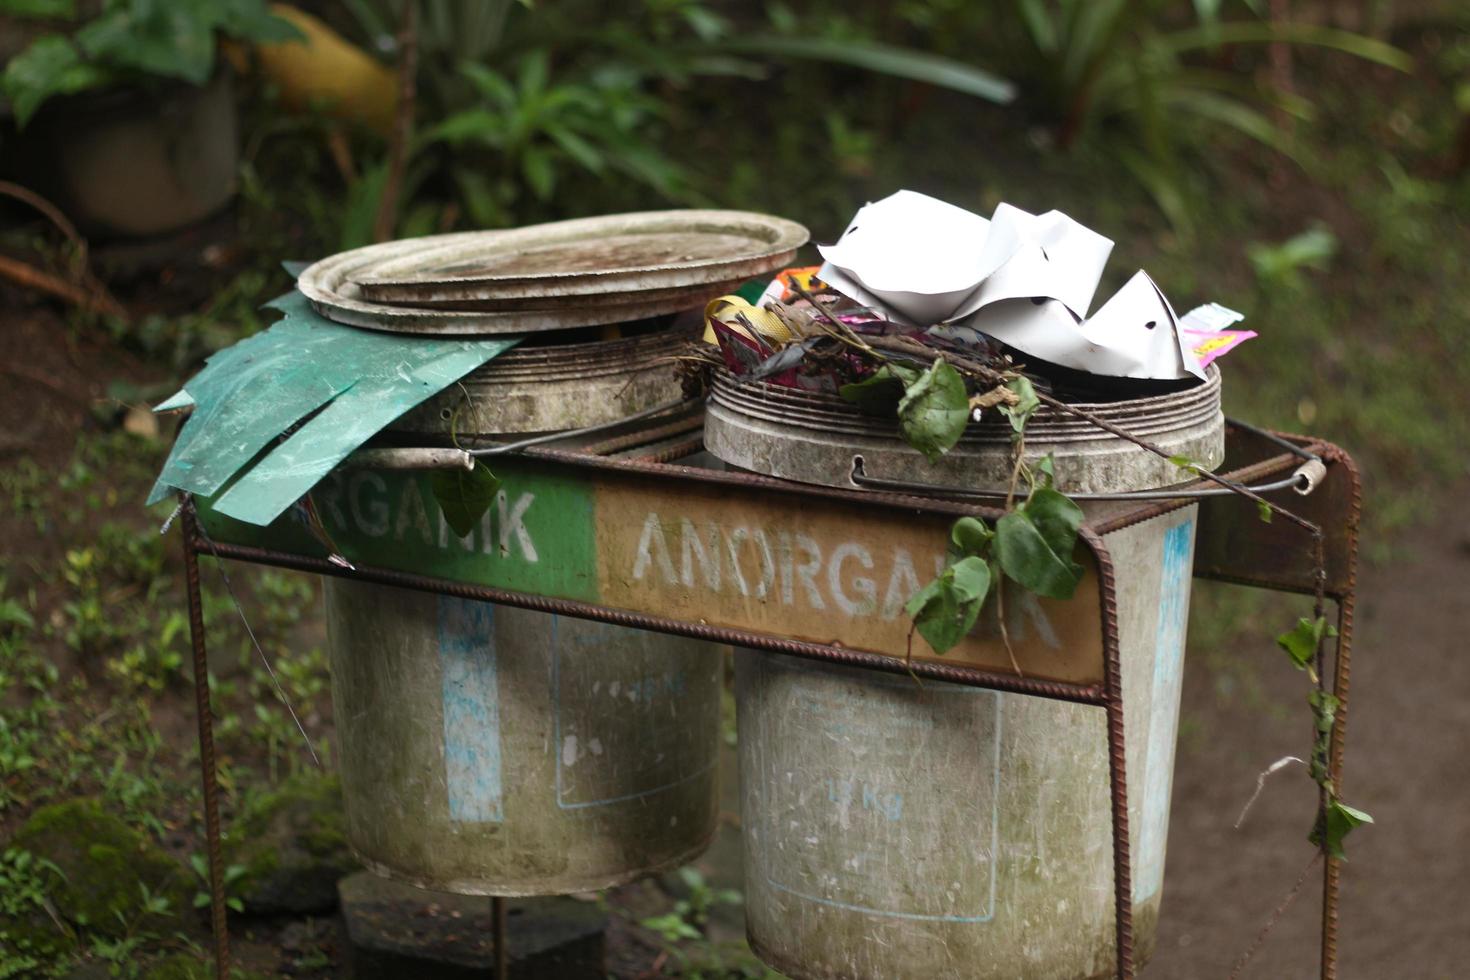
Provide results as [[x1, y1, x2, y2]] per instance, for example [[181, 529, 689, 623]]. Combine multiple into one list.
[[1152, 514, 1470, 979]]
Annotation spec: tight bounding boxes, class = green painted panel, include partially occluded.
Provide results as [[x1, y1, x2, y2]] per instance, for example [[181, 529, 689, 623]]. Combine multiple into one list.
[[198, 461, 600, 603]]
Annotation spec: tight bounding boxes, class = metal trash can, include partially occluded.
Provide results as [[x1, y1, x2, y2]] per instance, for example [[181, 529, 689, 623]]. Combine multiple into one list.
[[325, 325, 725, 895], [708, 368, 1224, 979]]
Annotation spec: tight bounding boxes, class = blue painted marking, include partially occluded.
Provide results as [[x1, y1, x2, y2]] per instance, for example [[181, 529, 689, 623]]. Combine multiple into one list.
[[1135, 517, 1194, 903], [438, 597, 503, 823]]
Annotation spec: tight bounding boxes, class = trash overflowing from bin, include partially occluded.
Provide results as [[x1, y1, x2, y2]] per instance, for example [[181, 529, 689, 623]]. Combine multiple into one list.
[[696, 189, 1253, 465]]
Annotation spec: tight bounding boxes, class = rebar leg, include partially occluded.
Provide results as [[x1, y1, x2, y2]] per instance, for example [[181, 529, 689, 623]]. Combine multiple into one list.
[[493, 896, 508, 979], [182, 503, 230, 977], [1106, 693, 1135, 980], [1321, 589, 1356, 980]]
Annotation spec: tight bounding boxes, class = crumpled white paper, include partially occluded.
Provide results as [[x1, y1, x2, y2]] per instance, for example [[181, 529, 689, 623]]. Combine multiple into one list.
[[816, 190, 1205, 381], [815, 190, 997, 326]]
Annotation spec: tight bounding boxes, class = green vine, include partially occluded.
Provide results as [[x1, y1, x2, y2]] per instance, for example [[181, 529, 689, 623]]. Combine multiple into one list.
[[830, 336, 1372, 861], [1278, 615, 1373, 858]]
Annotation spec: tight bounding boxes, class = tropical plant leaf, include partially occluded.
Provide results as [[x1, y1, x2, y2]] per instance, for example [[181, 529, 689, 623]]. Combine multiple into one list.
[[1167, 88, 1301, 163], [545, 122, 606, 172], [2, 0, 76, 18], [424, 109, 509, 145], [1163, 22, 1413, 71], [715, 35, 1016, 104], [521, 145, 556, 199], [1114, 144, 1195, 237], [1018, 0, 1060, 55], [0, 36, 110, 126], [218, 1, 303, 45], [76, 2, 216, 85]]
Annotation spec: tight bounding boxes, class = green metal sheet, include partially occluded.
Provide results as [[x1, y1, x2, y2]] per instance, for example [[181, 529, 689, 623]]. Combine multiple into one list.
[[150, 290, 519, 524], [212, 343, 508, 525]]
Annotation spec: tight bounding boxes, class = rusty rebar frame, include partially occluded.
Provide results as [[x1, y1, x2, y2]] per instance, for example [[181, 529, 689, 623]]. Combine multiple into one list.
[[175, 428, 1358, 980], [177, 499, 1134, 979]]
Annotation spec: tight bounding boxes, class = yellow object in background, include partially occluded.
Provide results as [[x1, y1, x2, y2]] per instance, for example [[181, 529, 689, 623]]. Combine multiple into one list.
[[702, 296, 794, 346], [255, 5, 397, 136]]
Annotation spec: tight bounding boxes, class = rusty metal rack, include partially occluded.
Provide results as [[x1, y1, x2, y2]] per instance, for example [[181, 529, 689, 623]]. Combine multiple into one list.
[[175, 418, 1360, 980]]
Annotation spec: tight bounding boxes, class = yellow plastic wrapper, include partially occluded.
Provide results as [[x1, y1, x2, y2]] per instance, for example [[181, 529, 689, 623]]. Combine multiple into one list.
[[701, 295, 793, 346]]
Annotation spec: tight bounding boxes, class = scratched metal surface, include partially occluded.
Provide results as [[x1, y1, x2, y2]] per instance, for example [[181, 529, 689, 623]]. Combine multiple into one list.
[[706, 365, 1225, 496], [351, 210, 808, 297], [735, 508, 1193, 980], [393, 324, 695, 437], [296, 210, 808, 334], [324, 579, 723, 895]]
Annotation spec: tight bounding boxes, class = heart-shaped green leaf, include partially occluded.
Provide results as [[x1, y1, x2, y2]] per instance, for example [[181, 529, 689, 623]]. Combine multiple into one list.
[[430, 461, 501, 539], [949, 516, 994, 557], [904, 557, 991, 654], [994, 508, 1083, 600]]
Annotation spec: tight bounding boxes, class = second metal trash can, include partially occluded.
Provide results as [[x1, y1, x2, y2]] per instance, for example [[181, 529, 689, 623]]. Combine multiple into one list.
[[709, 367, 1224, 979]]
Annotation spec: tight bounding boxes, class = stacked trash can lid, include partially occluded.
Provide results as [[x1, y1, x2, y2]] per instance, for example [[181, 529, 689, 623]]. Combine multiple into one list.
[[295, 209, 810, 335]]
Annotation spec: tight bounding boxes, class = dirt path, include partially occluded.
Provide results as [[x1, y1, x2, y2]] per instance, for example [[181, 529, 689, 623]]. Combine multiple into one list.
[[1151, 504, 1470, 978]]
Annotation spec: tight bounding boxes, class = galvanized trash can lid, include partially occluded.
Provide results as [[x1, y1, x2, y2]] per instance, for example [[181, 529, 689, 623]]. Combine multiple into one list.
[[297, 210, 809, 335]]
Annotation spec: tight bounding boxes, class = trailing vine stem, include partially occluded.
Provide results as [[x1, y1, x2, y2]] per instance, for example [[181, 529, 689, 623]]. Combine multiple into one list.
[[780, 277, 1369, 980], [793, 308, 1364, 863], [785, 285, 1365, 860]]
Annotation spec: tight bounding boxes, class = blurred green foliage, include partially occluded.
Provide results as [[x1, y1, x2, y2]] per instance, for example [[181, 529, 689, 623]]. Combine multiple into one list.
[[223, 0, 1412, 252], [0, 0, 301, 125]]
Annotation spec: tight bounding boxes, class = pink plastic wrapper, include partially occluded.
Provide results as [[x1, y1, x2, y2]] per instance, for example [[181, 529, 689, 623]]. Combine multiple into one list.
[[1181, 328, 1257, 369]]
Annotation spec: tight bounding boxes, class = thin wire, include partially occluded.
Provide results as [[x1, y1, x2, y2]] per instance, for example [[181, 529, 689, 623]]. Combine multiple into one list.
[[193, 509, 323, 770], [1228, 852, 1322, 980], [1225, 416, 1321, 462], [850, 457, 1307, 500], [466, 397, 699, 457]]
